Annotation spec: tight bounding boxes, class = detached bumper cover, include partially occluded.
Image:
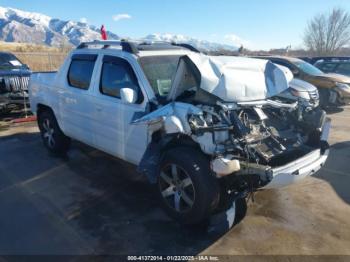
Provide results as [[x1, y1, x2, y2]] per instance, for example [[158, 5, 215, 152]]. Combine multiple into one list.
[[263, 118, 331, 189]]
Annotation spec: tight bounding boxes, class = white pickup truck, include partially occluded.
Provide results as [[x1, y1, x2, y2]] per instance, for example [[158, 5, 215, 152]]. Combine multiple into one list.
[[29, 40, 331, 227]]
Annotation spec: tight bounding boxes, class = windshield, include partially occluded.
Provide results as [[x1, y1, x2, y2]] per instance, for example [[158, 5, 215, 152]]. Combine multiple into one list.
[[294, 60, 323, 76], [139, 55, 181, 97], [0, 53, 24, 69]]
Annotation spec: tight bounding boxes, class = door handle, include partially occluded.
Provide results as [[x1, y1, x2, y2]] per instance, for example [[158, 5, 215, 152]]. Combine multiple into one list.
[[96, 106, 102, 112]]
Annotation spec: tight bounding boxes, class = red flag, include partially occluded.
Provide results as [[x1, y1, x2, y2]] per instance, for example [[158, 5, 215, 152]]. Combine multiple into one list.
[[101, 25, 107, 40]]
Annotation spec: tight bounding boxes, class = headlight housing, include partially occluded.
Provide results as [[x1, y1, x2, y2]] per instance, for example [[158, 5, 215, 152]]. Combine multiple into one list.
[[290, 89, 310, 100]]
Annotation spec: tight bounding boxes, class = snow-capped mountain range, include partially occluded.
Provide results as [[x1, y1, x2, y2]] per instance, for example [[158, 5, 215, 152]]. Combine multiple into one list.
[[0, 6, 119, 46], [0, 6, 237, 51], [142, 33, 237, 51]]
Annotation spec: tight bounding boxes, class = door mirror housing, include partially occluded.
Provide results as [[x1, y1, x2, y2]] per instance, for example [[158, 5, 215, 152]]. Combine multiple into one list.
[[120, 88, 138, 104]]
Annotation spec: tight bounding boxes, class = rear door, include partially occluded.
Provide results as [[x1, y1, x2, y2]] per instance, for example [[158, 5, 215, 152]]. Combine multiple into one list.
[[91, 54, 149, 164], [59, 54, 98, 146]]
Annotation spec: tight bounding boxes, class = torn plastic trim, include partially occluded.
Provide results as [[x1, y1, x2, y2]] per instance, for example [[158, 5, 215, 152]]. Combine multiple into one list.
[[132, 102, 204, 183], [263, 148, 329, 189], [132, 102, 202, 134], [263, 118, 331, 189]]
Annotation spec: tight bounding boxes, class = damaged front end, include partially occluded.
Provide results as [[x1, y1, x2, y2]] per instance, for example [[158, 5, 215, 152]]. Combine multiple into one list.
[[134, 54, 330, 192], [133, 53, 330, 230], [134, 100, 330, 191]]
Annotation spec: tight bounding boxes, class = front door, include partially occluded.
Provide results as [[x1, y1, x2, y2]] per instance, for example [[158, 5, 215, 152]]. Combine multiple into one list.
[[92, 55, 148, 164]]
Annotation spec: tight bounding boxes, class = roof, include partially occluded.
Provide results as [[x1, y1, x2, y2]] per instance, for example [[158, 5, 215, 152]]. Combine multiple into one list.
[[300, 56, 350, 64], [253, 55, 303, 63], [76, 40, 200, 55], [315, 59, 350, 64]]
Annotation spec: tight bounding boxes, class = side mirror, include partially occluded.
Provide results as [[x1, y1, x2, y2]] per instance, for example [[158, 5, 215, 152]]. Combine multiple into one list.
[[120, 88, 137, 104]]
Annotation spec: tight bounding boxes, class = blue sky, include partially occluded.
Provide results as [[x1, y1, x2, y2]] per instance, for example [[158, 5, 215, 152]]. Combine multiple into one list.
[[1, 0, 350, 50]]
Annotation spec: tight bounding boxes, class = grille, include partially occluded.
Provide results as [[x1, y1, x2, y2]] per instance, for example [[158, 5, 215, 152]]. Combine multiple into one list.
[[0, 76, 30, 93]]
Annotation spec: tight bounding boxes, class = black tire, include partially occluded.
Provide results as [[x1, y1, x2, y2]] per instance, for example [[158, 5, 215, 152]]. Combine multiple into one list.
[[319, 88, 341, 108], [157, 147, 220, 225], [0, 107, 12, 115], [38, 110, 70, 155], [319, 89, 330, 109], [234, 198, 247, 226]]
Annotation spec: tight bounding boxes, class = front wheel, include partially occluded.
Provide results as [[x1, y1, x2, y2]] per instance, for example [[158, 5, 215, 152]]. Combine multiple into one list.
[[38, 110, 70, 155], [157, 147, 220, 225], [319, 88, 340, 108]]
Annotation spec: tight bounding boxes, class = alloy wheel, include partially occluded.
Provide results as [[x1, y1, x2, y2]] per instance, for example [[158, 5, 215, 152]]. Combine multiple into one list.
[[159, 164, 196, 213], [42, 118, 55, 148]]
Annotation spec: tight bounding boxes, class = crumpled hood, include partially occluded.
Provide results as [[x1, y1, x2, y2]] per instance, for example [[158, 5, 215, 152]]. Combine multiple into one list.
[[169, 54, 293, 102]]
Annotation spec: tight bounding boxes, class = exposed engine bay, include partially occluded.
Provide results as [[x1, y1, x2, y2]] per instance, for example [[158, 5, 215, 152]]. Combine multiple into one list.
[[187, 99, 326, 185], [189, 102, 323, 164], [133, 97, 328, 189]]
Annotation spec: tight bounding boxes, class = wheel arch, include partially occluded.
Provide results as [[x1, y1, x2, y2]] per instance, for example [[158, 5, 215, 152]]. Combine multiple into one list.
[[37, 103, 54, 116], [137, 131, 206, 184], [36, 103, 65, 135]]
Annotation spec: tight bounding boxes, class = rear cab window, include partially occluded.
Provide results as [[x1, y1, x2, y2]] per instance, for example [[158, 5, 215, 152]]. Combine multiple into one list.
[[67, 54, 97, 90]]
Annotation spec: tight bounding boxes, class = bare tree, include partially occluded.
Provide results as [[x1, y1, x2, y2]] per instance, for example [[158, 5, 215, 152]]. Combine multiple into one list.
[[304, 8, 350, 55]]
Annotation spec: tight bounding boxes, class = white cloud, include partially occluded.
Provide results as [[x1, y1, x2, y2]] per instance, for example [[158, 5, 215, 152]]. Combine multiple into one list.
[[112, 13, 132, 22], [80, 17, 88, 24], [224, 34, 253, 49]]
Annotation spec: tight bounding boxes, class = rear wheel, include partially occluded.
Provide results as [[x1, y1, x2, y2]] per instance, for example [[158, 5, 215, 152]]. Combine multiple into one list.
[[38, 110, 70, 155], [157, 147, 220, 225]]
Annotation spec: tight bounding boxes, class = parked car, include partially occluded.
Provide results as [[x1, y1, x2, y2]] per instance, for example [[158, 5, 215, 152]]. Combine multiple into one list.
[[315, 60, 350, 77], [29, 40, 330, 227], [276, 79, 319, 109], [274, 64, 319, 108], [0, 52, 31, 113], [299, 56, 350, 65], [253, 56, 350, 107]]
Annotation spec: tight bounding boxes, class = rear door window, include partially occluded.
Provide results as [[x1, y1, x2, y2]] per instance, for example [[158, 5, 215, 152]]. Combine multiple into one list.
[[68, 54, 97, 90]]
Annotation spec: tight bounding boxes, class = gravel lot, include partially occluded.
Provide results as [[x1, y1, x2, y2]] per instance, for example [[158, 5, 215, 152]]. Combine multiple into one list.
[[0, 106, 349, 257]]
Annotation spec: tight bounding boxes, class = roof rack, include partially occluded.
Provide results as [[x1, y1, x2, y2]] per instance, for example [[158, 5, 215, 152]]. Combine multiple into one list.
[[76, 39, 200, 54], [171, 43, 200, 53], [77, 40, 139, 54]]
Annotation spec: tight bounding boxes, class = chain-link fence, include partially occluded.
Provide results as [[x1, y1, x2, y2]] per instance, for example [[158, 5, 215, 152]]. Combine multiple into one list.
[[13, 52, 68, 72]]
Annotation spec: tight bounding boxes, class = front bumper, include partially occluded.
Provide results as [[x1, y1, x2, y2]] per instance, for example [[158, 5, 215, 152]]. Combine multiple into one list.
[[335, 87, 350, 104], [263, 118, 331, 189]]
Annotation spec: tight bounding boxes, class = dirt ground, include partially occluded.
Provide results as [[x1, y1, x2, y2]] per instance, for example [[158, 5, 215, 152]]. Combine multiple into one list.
[[0, 106, 349, 258]]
